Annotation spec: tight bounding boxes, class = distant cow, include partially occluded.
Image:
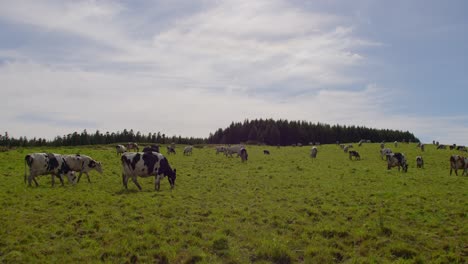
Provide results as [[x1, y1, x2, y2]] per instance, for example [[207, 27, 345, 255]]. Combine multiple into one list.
[[143, 145, 160, 153], [263, 150, 270, 155], [24, 153, 75, 187], [420, 144, 425, 152], [380, 143, 385, 149], [449, 155, 467, 176], [240, 148, 248, 162], [310, 147, 318, 158], [339, 144, 345, 149], [215, 146, 226, 155], [416, 156, 424, 168], [63, 154, 103, 183], [126, 142, 139, 152], [183, 146, 193, 156], [386, 152, 408, 172], [394, 141, 398, 147], [224, 145, 244, 157], [437, 144, 446, 150], [343, 146, 349, 153], [457, 146, 467, 152], [167, 145, 176, 155], [380, 148, 393, 160], [349, 150, 361, 160], [121, 152, 176, 191], [116, 145, 127, 155]]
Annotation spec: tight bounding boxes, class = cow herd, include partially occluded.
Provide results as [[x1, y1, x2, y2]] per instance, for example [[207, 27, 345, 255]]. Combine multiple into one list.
[[23, 141, 467, 191]]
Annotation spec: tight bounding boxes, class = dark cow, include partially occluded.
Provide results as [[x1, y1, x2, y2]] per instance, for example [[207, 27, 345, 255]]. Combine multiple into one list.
[[240, 148, 248, 162], [121, 152, 176, 191], [263, 150, 270, 155], [63, 154, 103, 183], [126, 142, 139, 152], [416, 156, 424, 168], [349, 150, 361, 160], [167, 145, 176, 155], [437, 144, 447, 150], [143, 144, 160, 153], [386, 152, 408, 172], [24, 153, 74, 187], [449, 155, 467, 176]]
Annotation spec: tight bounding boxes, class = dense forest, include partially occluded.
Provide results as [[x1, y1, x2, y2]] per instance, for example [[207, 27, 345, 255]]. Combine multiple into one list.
[[1, 119, 419, 148]]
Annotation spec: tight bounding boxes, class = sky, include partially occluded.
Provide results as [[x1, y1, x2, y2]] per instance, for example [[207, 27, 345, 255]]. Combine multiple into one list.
[[1, 0, 467, 144]]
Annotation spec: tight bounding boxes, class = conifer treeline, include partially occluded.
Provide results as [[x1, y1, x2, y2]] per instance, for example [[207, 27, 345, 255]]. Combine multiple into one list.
[[207, 119, 419, 145], [1, 119, 419, 148]]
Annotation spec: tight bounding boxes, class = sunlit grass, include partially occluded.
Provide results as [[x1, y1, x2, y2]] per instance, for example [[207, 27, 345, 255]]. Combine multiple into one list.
[[0, 143, 466, 263]]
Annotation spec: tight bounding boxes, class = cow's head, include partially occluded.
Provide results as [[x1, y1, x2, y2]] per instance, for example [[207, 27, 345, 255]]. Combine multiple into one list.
[[89, 160, 103, 174], [159, 158, 176, 188]]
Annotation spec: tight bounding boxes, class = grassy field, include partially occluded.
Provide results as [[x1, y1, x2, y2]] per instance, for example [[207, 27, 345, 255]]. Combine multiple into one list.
[[0, 143, 466, 263]]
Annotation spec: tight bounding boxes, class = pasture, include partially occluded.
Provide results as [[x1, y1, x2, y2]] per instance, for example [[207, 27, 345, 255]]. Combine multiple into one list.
[[0, 143, 466, 263]]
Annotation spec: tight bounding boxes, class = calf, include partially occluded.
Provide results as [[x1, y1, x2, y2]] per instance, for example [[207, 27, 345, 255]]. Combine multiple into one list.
[[63, 154, 103, 183], [126, 142, 139, 152], [349, 150, 360, 160], [416, 156, 424, 168], [143, 145, 160, 153], [310, 147, 318, 158], [263, 150, 270, 155], [24, 153, 74, 187], [121, 152, 176, 191], [386, 152, 408, 172], [449, 155, 467, 176], [183, 146, 193, 156], [116, 145, 127, 155]]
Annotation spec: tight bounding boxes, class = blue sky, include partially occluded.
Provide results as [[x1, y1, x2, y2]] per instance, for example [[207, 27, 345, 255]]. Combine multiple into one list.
[[1, 0, 467, 144]]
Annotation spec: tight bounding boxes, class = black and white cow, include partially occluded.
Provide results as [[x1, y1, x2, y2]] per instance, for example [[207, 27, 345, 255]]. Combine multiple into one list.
[[143, 144, 160, 153], [24, 153, 75, 187], [116, 145, 127, 155], [437, 144, 447, 150], [63, 154, 103, 183], [121, 152, 176, 191], [183, 146, 193, 156], [449, 155, 467, 176], [380, 148, 393, 160], [416, 156, 424, 168], [166, 145, 176, 155], [263, 150, 270, 155], [349, 150, 360, 160], [240, 148, 248, 162], [310, 147, 318, 158], [126, 142, 139, 152], [386, 152, 408, 172]]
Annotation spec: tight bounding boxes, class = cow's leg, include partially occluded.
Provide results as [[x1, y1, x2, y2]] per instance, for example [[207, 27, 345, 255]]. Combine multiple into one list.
[[77, 171, 83, 183], [450, 167, 453, 175], [84, 172, 91, 183], [155, 175, 161, 191], [132, 176, 142, 190], [455, 169, 458, 176], [122, 174, 129, 189], [51, 174, 55, 186], [58, 174, 65, 186], [33, 177, 39, 187]]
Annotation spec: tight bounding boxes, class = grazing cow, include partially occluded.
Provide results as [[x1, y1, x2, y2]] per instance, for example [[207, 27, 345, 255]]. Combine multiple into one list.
[[224, 145, 244, 157], [126, 142, 139, 152], [215, 146, 226, 154], [380, 143, 385, 149], [349, 150, 361, 160], [166, 145, 176, 155], [457, 146, 467, 152], [437, 144, 447, 150], [386, 152, 408, 172], [416, 156, 424, 168], [63, 154, 103, 183], [358, 139, 364, 147], [240, 148, 248, 162], [310, 147, 318, 158], [121, 152, 176, 191], [449, 155, 467, 176], [263, 150, 270, 155], [183, 146, 193, 156], [143, 145, 160, 153], [343, 146, 350, 153], [380, 148, 393, 160], [394, 141, 398, 147], [24, 153, 75, 187], [116, 145, 127, 155]]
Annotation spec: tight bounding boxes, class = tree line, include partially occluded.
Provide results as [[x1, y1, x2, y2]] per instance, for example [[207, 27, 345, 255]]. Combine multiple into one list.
[[207, 119, 419, 145], [1, 119, 419, 148]]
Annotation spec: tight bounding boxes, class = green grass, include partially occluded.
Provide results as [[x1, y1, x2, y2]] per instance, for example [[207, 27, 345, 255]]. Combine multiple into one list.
[[0, 143, 466, 263]]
